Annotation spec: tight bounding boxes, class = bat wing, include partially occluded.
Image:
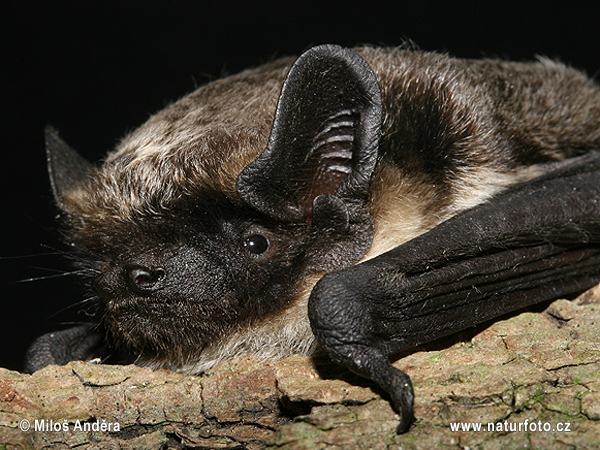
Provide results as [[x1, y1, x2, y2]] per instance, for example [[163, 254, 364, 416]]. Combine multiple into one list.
[[308, 151, 600, 432]]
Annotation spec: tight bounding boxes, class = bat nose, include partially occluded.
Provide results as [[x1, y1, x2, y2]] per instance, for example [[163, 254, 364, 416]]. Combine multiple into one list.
[[124, 264, 165, 293]]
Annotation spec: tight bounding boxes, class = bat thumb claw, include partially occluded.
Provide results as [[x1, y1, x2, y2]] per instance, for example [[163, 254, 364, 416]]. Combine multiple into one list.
[[388, 368, 415, 433]]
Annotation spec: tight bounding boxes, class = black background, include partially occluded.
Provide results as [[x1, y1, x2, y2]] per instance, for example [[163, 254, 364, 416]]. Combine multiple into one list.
[[2, 2, 599, 371]]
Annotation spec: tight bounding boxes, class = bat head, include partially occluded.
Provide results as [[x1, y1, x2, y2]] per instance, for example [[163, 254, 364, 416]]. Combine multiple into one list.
[[45, 45, 382, 371]]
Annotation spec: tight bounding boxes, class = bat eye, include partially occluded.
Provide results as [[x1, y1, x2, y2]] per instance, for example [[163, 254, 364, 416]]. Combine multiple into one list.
[[244, 234, 270, 255], [125, 265, 164, 293]]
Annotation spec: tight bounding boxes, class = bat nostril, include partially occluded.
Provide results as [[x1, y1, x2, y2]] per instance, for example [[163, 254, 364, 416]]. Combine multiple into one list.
[[125, 264, 165, 293]]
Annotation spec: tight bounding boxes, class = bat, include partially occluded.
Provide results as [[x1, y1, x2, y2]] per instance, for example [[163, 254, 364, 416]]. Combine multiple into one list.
[[25, 44, 600, 432]]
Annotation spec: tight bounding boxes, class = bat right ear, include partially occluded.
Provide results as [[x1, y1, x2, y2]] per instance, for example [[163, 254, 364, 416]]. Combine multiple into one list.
[[236, 45, 382, 270], [45, 126, 93, 212], [236, 45, 382, 224]]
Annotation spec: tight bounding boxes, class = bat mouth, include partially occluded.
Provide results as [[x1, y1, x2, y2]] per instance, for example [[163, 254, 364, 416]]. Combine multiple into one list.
[[100, 292, 240, 365]]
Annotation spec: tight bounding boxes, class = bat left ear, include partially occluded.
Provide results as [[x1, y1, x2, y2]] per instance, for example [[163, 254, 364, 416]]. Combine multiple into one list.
[[45, 125, 94, 213], [236, 45, 382, 270]]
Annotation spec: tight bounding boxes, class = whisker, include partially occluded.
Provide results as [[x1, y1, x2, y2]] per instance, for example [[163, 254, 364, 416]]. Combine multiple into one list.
[[19, 212, 64, 240], [28, 265, 79, 274], [47, 295, 100, 319], [0, 252, 63, 260], [39, 243, 78, 258], [6, 269, 92, 284], [49, 321, 100, 328]]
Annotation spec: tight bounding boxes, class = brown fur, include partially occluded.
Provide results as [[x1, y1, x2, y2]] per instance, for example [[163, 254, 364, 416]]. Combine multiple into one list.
[[64, 48, 600, 226], [54, 46, 600, 372]]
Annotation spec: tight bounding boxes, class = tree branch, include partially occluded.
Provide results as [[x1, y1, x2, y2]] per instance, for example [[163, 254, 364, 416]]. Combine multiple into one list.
[[2, 285, 600, 449]]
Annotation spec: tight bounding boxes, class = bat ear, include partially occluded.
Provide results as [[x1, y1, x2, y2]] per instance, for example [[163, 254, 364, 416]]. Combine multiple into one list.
[[45, 125, 94, 212], [236, 45, 382, 270]]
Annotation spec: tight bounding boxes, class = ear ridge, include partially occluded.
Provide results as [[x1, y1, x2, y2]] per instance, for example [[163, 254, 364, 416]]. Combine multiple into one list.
[[45, 125, 94, 211], [236, 44, 382, 224], [306, 108, 357, 204]]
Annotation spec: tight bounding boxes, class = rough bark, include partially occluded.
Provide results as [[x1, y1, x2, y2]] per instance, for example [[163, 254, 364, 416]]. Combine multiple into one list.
[[2, 285, 600, 449]]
